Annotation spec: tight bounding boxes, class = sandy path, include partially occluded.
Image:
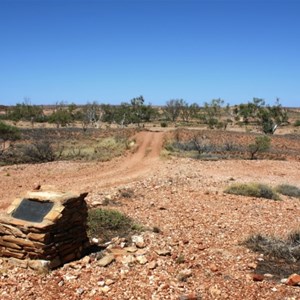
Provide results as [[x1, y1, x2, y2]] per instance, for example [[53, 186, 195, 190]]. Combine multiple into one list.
[[0, 131, 165, 209]]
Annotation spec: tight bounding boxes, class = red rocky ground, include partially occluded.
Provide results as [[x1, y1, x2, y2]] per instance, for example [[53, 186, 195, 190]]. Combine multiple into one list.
[[0, 130, 300, 299]]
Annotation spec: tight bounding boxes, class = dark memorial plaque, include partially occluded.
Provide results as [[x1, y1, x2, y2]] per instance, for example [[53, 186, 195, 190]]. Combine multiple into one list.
[[12, 198, 54, 223]]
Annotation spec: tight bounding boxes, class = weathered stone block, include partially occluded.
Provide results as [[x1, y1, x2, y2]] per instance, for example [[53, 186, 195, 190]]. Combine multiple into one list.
[[3, 236, 35, 248], [0, 189, 89, 270], [27, 232, 50, 243], [0, 238, 23, 250], [0, 224, 26, 238]]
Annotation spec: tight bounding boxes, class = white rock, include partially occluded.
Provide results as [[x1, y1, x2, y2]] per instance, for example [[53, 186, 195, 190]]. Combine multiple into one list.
[[97, 254, 115, 267], [131, 235, 145, 248], [281, 278, 288, 284], [100, 286, 111, 293], [64, 274, 78, 281], [136, 255, 148, 265], [97, 280, 105, 287], [76, 288, 84, 295], [92, 238, 99, 244]]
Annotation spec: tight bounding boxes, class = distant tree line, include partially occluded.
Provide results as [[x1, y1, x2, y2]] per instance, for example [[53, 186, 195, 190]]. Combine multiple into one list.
[[0, 96, 289, 134]]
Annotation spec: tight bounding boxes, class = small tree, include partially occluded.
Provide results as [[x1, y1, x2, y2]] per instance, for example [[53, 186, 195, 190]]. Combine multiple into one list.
[[7, 98, 44, 125], [236, 98, 288, 134], [130, 95, 145, 127], [164, 99, 183, 122], [179, 102, 200, 123], [202, 98, 225, 129], [192, 133, 211, 155], [48, 102, 73, 128], [0, 121, 20, 153], [80, 101, 103, 129], [248, 135, 271, 160], [258, 99, 288, 134]]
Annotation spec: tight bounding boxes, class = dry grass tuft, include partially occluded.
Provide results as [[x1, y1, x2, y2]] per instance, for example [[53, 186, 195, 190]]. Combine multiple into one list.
[[224, 183, 280, 200], [243, 231, 300, 262]]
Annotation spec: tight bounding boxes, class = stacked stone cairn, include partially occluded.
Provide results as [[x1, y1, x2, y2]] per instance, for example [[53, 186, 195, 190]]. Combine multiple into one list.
[[0, 189, 89, 271]]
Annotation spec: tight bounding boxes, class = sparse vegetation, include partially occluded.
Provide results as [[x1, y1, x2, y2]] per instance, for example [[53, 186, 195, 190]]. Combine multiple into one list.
[[294, 120, 300, 127], [225, 183, 280, 200], [6, 100, 45, 124], [21, 140, 60, 163], [0, 127, 133, 165], [243, 231, 300, 262], [234, 98, 288, 134], [276, 184, 300, 198], [176, 253, 185, 264], [87, 208, 142, 242], [0, 121, 21, 158], [0, 121, 20, 143], [248, 135, 271, 160]]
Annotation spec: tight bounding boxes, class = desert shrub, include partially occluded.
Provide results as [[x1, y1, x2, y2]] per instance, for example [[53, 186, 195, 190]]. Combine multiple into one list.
[[93, 137, 127, 161], [294, 120, 300, 127], [161, 122, 168, 128], [225, 183, 280, 200], [87, 208, 141, 242], [62, 137, 128, 161], [248, 135, 271, 160], [119, 188, 134, 198], [276, 184, 300, 198], [20, 139, 62, 163], [243, 231, 300, 262], [221, 142, 241, 152], [0, 121, 20, 142]]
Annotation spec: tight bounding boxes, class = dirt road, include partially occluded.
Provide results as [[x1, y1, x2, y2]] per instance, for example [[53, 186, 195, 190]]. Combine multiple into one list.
[[0, 131, 165, 208]]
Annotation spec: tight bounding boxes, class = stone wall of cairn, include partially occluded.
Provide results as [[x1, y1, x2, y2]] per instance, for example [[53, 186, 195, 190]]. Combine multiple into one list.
[[0, 190, 89, 270]]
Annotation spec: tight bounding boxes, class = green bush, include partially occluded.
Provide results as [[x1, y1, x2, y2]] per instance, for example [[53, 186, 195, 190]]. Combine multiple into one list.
[[0, 121, 20, 141], [161, 122, 168, 128], [294, 120, 300, 127], [225, 183, 280, 200], [276, 184, 300, 198], [248, 135, 271, 160], [243, 231, 300, 262], [87, 208, 141, 242]]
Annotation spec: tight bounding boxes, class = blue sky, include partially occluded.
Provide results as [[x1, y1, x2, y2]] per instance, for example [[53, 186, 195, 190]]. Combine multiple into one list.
[[0, 0, 299, 107]]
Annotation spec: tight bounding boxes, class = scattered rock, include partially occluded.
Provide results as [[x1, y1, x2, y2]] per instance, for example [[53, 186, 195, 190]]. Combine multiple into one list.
[[247, 262, 257, 269], [125, 246, 138, 253], [76, 288, 84, 295], [97, 280, 105, 287], [131, 235, 145, 248], [121, 255, 136, 266], [155, 249, 171, 256], [253, 274, 264, 282], [209, 285, 222, 298], [91, 238, 99, 244], [209, 263, 218, 272], [105, 279, 115, 286], [286, 273, 300, 286], [178, 294, 201, 300], [281, 278, 288, 284], [97, 255, 115, 267], [148, 261, 157, 270], [32, 183, 41, 191], [136, 255, 148, 265], [81, 256, 91, 264], [100, 286, 111, 293], [177, 269, 193, 282], [64, 274, 78, 281]]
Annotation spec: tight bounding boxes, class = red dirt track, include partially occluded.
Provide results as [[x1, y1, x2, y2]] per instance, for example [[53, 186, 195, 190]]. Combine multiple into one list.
[[0, 131, 165, 209]]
